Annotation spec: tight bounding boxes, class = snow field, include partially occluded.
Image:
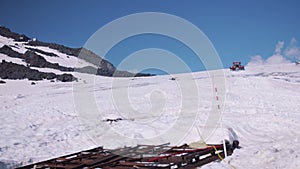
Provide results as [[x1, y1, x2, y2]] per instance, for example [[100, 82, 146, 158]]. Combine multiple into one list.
[[0, 61, 300, 168]]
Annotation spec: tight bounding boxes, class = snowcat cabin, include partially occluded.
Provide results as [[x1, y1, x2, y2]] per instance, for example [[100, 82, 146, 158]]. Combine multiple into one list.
[[230, 62, 245, 71], [233, 62, 241, 66]]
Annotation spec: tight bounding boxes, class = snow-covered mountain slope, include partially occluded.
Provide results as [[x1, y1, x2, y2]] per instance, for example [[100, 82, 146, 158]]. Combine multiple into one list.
[[0, 62, 299, 168], [0, 30, 95, 78], [203, 64, 300, 169], [0, 26, 147, 82]]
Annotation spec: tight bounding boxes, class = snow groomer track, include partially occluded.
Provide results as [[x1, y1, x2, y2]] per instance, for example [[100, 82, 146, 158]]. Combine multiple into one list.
[[17, 140, 239, 169]]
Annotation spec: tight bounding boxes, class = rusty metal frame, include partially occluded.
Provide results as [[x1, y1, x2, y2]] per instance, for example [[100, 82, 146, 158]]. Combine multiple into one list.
[[17, 140, 239, 169]]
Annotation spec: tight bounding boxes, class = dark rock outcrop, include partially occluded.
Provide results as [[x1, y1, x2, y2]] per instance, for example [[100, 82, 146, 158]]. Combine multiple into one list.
[[0, 45, 23, 58], [0, 45, 74, 72], [27, 40, 81, 56], [78, 48, 116, 75], [56, 74, 76, 82], [134, 72, 154, 77], [26, 41, 121, 76], [0, 61, 76, 82], [25, 47, 58, 57], [23, 50, 74, 71], [75, 66, 98, 75], [0, 26, 30, 42]]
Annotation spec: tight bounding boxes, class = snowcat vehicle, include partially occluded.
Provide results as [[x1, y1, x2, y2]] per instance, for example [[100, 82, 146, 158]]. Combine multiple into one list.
[[230, 62, 245, 71]]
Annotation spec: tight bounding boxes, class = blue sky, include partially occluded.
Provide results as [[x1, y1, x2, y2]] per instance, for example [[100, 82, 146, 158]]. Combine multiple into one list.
[[1, 0, 300, 74]]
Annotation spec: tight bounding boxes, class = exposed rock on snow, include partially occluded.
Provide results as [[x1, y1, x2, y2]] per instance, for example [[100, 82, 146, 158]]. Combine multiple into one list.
[[0, 45, 22, 58], [0, 61, 76, 82], [0, 26, 153, 78], [23, 50, 74, 72], [0, 26, 30, 42]]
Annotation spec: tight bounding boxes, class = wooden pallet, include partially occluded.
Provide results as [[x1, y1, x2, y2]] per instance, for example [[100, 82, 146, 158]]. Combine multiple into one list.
[[17, 140, 239, 169]]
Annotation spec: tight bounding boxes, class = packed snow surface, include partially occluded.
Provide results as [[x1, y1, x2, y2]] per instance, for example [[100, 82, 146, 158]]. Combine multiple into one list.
[[0, 63, 300, 168]]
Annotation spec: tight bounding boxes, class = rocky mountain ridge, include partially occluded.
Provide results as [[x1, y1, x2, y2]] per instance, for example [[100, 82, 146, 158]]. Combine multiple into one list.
[[0, 26, 153, 82]]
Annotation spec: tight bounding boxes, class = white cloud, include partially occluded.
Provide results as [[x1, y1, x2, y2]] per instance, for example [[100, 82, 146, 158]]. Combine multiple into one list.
[[247, 55, 264, 66], [247, 41, 291, 66], [266, 40, 290, 64], [265, 54, 290, 64], [275, 41, 284, 55], [290, 37, 297, 46], [284, 38, 300, 60], [284, 47, 300, 59]]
